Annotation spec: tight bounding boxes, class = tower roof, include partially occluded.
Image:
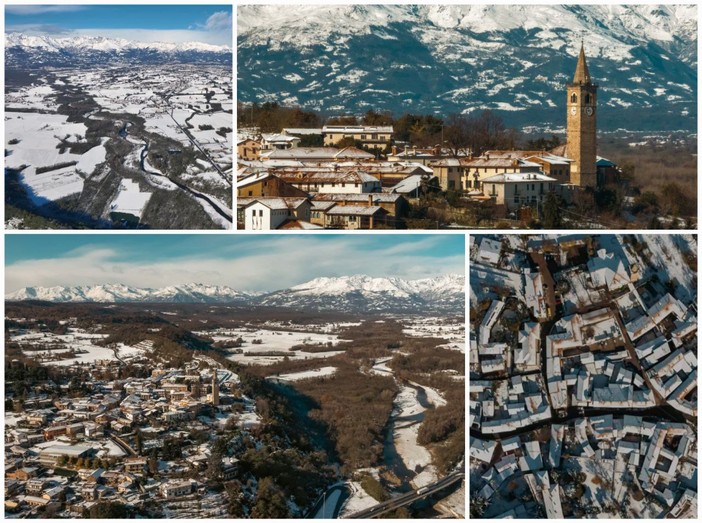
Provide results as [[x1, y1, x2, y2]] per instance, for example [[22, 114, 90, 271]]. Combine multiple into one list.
[[573, 43, 592, 85]]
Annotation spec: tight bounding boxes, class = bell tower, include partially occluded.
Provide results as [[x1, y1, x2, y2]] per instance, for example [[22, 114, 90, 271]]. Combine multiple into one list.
[[566, 42, 598, 187]]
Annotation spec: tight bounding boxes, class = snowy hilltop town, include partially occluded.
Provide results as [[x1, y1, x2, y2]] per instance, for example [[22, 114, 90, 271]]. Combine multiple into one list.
[[469, 234, 697, 518], [237, 4, 698, 230]]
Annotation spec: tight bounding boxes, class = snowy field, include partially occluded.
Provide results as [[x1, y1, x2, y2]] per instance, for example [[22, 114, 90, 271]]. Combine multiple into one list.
[[5, 112, 90, 203], [12, 328, 151, 366], [110, 178, 152, 219], [402, 318, 465, 352], [197, 327, 348, 366], [272, 366, 337, 382]]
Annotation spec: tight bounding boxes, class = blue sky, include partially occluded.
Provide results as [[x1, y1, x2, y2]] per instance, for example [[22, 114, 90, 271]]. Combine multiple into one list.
[[5, 4, 232, 46], [5, 234, 465, 292]]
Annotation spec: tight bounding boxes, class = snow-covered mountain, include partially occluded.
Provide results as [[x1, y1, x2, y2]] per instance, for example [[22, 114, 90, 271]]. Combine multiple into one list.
[[5, 32, 231, 67], [237, 4, 697, 133], [6, 283, 252, 304], [259, 274, 465, 313], [6, 275, 465, 314]]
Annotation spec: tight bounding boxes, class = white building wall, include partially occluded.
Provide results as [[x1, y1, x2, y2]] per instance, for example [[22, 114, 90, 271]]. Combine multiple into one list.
[[245, 204, 290, 230]]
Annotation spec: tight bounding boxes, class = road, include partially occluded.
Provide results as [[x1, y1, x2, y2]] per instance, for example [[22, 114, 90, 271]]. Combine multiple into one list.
[[170, 109, 232, 185], [162, 90, 232, 186], [344, 473, 464, 519], [107, 431, 137, 457], [139, 142, 232, 224]]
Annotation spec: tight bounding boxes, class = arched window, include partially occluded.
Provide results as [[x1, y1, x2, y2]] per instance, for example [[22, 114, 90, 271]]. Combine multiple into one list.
[[584, 93, 591, 104], [570, 93, 578, 103]]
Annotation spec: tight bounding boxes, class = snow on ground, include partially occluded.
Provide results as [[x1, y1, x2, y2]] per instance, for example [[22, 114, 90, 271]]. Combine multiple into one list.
[[74, 139, 107, 175], [6, 84, 58, 111], [19, 165, 85, 204], [116, 340, 153, 359], [392, 385, 437, 488], [5, 112, 87, 168], [189, 192, 231, 229], [5, 112, 89, 203], [110, 178, 152, 219], [561, 267, 606, 312], [640, 234, 696, 303], [6, 413, 22, 427], [403, 318, 465, 352], [181, 170, 229, 188], [435, 481, 465, 518], [273, 366, 337, 382], [13, 329, 114, 366], [339, 481, 378, 518], [144, 113, 188, 143], [201, 327, 347, 366], [413, 381, 447, 407], [96, 440, 126, 458], [369, 357, 393, 376], [188, 112, 232, 130]]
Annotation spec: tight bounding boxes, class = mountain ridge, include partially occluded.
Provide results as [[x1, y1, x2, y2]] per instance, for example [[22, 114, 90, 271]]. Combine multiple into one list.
[[6, 274, 465, 314], [237, 4, 697, 133], [5, 32, 231, 68]]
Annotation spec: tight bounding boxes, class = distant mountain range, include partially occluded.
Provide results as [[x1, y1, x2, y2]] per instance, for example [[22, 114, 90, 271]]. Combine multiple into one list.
[[6, 275, 465, 315], [5, 32, 231, 68], [237, 4, 697, 133]]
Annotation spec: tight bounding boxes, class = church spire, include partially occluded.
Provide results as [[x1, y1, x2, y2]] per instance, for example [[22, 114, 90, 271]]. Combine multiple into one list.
[[572, 42, 591, 85]]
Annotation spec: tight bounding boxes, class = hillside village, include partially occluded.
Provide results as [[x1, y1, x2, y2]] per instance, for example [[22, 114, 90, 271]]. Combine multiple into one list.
[[469, 234, 697, 518], [5, 342, 258, 518], [235, 45, 691, 230]]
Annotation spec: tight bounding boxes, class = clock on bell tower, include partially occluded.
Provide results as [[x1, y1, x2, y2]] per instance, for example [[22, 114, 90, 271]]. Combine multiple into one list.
[[566, 42, 598, 188]]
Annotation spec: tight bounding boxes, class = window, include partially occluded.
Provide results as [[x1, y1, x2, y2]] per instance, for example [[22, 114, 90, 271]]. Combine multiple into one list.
[[248, 191, 252, 196], [570, 93, 577, 103], [585, 93, 591, 104]]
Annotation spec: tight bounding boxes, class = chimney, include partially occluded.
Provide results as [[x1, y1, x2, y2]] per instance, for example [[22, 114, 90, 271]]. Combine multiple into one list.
[[368, 194, 373, 207], [433, 145, 440, 156], [486, 153, 490, 160], [412, 146, 417, 156], [391, 145, 397, 156]]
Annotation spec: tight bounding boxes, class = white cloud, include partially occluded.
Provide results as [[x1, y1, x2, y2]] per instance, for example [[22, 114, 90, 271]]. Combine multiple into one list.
[[5, 238, 464, 294], [5, 5, 86, 15], [204, 11, 232, 32]]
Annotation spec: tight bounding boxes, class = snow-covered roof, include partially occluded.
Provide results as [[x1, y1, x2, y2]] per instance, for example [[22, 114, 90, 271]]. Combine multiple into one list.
[[389, 174, 436, 194], [237, 171, 271, 187], [282, 128, 324, 135], [261, 133, 299, 143], [242, 197, 309, 210], [314, 192, 403, 203], [325, 205, 387, 216], [322, 125, 393, 133], [526, 154, 572, 165], [482, 172, 556, 183]]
